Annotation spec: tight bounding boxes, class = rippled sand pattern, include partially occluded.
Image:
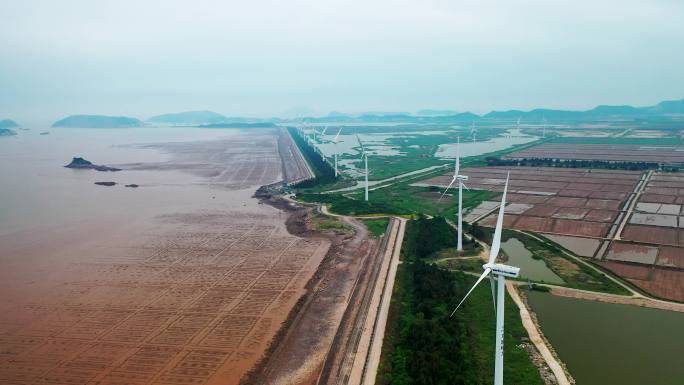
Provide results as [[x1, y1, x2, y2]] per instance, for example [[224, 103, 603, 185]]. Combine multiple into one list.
[[0, 212, 329, 385]]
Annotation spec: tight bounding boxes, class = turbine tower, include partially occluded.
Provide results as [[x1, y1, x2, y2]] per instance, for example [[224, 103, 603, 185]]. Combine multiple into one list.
[[439, 137, 468, 251], [356, 134, 369, 201], [333, 128, 342, 177], [471, 121, 477, 142], [450, 173, 519, 385]]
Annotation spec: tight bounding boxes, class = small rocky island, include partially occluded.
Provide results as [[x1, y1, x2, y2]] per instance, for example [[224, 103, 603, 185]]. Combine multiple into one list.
[[0, 128, 17, 136], [94, 181, 117, 186], [52, 115, 142, 128], [0, 119, 20, 130], [65, 157, 121, 172]]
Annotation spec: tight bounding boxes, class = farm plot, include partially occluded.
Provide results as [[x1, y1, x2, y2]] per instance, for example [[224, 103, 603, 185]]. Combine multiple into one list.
[[624, 172, 684, 245], [420, 166, 684, 299], [598, 240, 684, 302], [0, 212, 330, 385], [503, 143, 684, 165], [628, 269, 684, 302], [423, 167, 642, 240], [599, 172, 684, 301]]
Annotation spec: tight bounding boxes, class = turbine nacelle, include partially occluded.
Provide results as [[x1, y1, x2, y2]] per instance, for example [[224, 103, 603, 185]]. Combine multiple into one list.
[[483, 263, 520, 279]]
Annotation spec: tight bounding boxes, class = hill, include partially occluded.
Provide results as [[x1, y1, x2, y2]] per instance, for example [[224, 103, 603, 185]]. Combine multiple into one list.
[[52, 115, 142, 128], [148, 110, 227, 125], [646, 99, 684, 114]]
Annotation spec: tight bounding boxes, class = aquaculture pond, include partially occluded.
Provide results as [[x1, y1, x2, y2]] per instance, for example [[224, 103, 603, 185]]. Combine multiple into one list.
[[500, 238, 564, 284]]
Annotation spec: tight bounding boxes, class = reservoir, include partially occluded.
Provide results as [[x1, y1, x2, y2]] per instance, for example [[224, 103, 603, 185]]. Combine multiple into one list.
[[527, 291, 684, 385]]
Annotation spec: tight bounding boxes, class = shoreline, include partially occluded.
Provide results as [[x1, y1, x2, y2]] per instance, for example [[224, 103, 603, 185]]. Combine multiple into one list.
[[242, 188, 378, 385]]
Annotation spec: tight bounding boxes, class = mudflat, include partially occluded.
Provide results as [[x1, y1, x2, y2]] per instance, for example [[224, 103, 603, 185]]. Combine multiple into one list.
[[0, 127, 330, 385]]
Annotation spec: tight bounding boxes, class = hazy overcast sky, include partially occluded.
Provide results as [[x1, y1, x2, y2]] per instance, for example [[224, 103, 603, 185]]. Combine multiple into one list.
[[1, 0, 683, 121]]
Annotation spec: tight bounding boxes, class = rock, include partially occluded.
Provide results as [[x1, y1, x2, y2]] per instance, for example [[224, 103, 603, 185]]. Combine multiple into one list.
[[124, 184, 139, 188], [39, 131, 50, 135], [94, 181, 117, 186], [65, 157, 121, 172]]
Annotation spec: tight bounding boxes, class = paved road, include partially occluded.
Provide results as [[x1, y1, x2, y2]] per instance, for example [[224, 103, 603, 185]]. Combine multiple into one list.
[[613, 170, 652, 241]]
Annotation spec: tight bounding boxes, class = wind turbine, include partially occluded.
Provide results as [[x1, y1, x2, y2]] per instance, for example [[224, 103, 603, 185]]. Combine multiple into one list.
[[333, 128, 342, 177], [356, 134, 369, 201], [470, 121, 477, 142], [439, 137, 469, 251], [450, 173, 519, 385]]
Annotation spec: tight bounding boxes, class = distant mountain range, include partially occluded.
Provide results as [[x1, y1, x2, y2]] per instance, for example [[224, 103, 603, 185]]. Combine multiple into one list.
[[148, 110, 227, 125], [52, 115, 142, 128], [416, 109, 460, 116], [300, 111, 479, 124], [292, 98, 684, 124], [48, 98, 684, 128], [199, 122, 277, 128], [484, 99, 684, 121]]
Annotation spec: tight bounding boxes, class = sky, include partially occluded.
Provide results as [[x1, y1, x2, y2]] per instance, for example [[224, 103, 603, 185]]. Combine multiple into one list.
[[1, 0, 683, 122]]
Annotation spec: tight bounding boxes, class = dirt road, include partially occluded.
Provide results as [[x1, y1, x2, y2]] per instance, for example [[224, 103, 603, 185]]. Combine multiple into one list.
[[242, 207, 377, 385]]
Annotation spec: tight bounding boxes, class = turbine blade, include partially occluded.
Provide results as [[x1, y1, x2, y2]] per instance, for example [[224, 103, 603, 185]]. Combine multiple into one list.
[[488, 172, 510, 265], [450, 268, 492, 318], [461, 181, 470, 191], [455, 137, 460, 177], [438, 177, 457, 201], [356, 134, 365, 155], [489, 274, 497, 314], [334, 128, 342, 142], [321, 126, 329, 136]]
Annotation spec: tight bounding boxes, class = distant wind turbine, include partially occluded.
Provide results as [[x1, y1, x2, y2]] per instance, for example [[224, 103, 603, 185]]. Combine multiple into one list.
[[439, 137, 469, 251], [470, 121, 477, 142], [333, 128, 342, 177], [356, 134, 369, 201], [450, 173, 519, 385]]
